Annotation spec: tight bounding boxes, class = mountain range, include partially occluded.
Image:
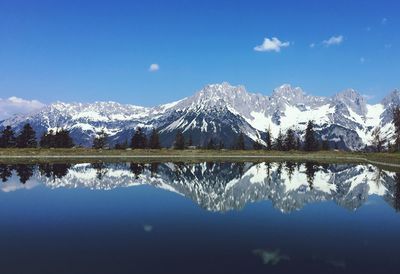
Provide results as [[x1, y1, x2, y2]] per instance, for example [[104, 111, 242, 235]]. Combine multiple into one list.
[[1, 82, 399, 150]]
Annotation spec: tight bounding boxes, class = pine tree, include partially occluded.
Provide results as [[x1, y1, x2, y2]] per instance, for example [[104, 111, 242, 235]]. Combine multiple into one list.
[[188, 134, 193, 147], [296, 136, 301, 150], [0, 126, 16, 148], [92, 129, 108, 149], [40, 129, 74, 148], [284, 128, 296, 151], [115, 140, 128, 150], [207, 138, 215, 150], [334, 142, 339, 150], [265, 127, 272, 150], [57, 129, 74, 148], [174, 131, 185, 149], [274, 130, 284, 151], [321, 139, 330, 151], [304, 120, 317, 151], [16, 123, 37, 148], [393, 106, 400, 151], [149, 128, 161, 149], [39, 130, 53, 148], [236, 132, 245, 150], [253, 140, 263, 150], [218, 140, 224, 150], [131, 127, 147, 149]]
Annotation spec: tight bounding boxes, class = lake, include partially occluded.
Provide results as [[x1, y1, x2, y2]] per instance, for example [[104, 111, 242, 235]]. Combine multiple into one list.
[[0, 161, 399, 274]]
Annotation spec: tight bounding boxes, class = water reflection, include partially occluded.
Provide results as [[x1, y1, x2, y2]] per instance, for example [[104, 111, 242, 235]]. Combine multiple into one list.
[[1, 161, 400, 213]]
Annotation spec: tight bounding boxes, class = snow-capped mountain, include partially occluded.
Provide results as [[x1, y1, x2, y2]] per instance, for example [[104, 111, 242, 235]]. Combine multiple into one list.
[[1, 83, 399, 149], [2, 162, 399, 213]]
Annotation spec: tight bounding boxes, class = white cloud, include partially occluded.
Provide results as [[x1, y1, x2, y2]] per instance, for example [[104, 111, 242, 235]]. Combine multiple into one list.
[[381, 17, 388, 25], [0, 97, 45, 120], [360, 57, 365, 64], [322, 35, 344, 46], [148, 63, 160, 72], [309, 43, 316, 48], [254, 37, 290, 52]]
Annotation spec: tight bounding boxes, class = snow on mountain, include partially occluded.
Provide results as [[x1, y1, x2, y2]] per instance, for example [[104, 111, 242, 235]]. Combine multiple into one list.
[[2, 162, 399, 213], [1, 83, 399, 149]]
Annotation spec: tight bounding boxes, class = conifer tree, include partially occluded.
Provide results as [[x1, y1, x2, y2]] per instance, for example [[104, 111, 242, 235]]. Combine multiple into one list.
[[188, 134, 193, 147], [334, 142, 339, 150], [131, 127, 147, 149], [253, 140, 263, 150], [218, 140, 224, 150], [16, 123, 37, 148], [265, 127, 272, 150], [284, 128, 296, 151], [296, 136, 301, 150], [149, 128, 161, 149], [274, 130, 284, 151], [236, 132, 245, 150], [321, 139, 330, 151], [304, 120, 317, 151], [92, 129, 108, 149], [174, 131, 185, 150], [207, 138, 215, 150], [39, 130, 53, 148], [114, 140, 128, 150], [55, 129, 74, 148], [0, 126, 16, 148], [40, 129, 74, 148]]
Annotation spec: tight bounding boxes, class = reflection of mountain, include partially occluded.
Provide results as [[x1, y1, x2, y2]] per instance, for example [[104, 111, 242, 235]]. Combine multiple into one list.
[[1, 162, 399, 213]]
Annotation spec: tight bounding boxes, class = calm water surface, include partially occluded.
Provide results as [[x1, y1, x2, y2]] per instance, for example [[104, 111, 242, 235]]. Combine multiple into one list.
[[0, 161, 399, 274]]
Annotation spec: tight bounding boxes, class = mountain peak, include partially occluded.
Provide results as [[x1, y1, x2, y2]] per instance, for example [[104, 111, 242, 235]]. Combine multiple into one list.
[[381, 89, 400, 106], [333, 88, 367, 115], [335, 88, 362, 100], [272, 84, 304, 95], [199, 82, 246, 96]]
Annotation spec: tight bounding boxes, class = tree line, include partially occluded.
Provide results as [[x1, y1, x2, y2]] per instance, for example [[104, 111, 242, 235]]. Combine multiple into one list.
[[1, 106, 400, 152], [104, 121, 326, 151], [0, 124, 74, 148]]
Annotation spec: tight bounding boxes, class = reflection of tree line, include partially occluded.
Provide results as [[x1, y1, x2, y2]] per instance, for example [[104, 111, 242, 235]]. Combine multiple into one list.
[[266, 161, 326, 190], [0, 163, 72, 184], [0, 164, 35, 184], [1, 162, 400, 212]]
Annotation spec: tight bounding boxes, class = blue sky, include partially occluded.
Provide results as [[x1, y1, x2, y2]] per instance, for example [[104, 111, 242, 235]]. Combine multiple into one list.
[[0, 0, 399, 107]]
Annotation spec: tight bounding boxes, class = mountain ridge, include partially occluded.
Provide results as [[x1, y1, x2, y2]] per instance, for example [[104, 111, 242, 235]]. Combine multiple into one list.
[[1, 82, 399, 150]]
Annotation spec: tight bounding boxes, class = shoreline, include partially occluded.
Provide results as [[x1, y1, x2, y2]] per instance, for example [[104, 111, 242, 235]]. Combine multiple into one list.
[[0, 149, 399, 168]]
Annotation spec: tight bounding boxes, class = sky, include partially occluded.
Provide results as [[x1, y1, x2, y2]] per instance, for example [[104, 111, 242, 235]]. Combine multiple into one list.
[[0, 0, 399, 114]]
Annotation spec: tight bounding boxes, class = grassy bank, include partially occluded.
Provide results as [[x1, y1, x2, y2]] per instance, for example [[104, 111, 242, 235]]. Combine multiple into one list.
[[0, 148, 399, 168]]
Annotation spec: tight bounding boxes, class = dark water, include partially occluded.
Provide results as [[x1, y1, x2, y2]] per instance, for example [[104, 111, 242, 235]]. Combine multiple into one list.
[[0, 161, 400, 274]]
